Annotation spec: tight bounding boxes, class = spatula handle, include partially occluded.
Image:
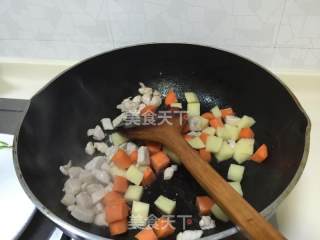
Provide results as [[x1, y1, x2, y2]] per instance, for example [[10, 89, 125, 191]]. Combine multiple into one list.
[[166, 132, 286, 240]]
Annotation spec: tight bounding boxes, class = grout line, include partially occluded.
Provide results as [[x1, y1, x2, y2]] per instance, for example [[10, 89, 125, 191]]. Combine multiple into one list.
[[274, 0, 288, 47]]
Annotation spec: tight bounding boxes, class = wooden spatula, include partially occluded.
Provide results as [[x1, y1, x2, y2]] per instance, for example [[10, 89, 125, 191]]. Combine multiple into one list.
[[123, 115, 285, 240]]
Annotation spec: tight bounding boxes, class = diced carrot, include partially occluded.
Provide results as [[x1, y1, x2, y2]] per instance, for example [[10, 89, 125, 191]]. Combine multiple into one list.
[[142, 167, 156, 186], [105, 201, 129, 223], [182, 123, 190, 134], [151, 151, 170, 173], [109, 219, 128, 236], [199, 132, 208, 144], [221, 107, 234, 118], [209, 117, 224, 128], [112, 149, 132, 169], [135, 227, 158, 240], [165, 90, 177, 106], [112, 176, 129, 193], [141, 105, 157, 116], [129, 150, 138, 163], [153, 217, 175, 238], [103, 191, 124, 206], [196, 196, 214, 215], [251, 144, 268, 163], [147, 142, 162, 155], [199, 149, 211, 162], [239, 127, 255, 139], [201, 112, 215, 120], [183, 134, 193, 141]]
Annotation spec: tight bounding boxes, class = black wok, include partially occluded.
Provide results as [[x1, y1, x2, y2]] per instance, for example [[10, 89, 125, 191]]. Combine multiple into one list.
[[13, 44, 310, 239]]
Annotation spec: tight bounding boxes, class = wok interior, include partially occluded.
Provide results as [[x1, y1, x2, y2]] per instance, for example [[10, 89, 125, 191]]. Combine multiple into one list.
[[17, 44, 308, 239]]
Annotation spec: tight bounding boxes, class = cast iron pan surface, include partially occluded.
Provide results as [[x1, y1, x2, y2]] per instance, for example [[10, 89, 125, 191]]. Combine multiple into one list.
[[15, 44, 309, 239]]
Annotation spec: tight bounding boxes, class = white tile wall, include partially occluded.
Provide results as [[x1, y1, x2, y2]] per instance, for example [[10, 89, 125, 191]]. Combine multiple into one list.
[[0, 0, 320, 71]]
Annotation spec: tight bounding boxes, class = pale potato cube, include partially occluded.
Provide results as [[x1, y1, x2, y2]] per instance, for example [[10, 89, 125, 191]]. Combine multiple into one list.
[[233, 139, 255, 164], [170, 102, 182, 108], [124, 185, 143, 202], [187, 103, 200, 116], [227, 164, 245, 182], [224, 124, 240, 141], [110, 165, 127, 178], [211, 106, 222, 118], [154, 195, 176, 215], [216, 127, 226, 139], [225, 115, 241, 126], [215, 141, 234, 162], [211, 205, 229, 222], [110, 132, 128, 146], [236, 115, 256, 129], [206, 136, 223, 153], [229, 182, 243, 196], [126, 165, 143, 185], [202, 127, 216, 136], [184, 92, 199, 103], [187, 137, 205, 149], [131, 201, 150, 227]]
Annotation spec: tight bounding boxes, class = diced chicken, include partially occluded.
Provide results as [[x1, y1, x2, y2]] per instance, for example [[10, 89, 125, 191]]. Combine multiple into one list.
[[86, 183, 104, 194], [67, 205, 75, 212], [104, 183, 113, 193], [87, 128, 95, 137], [64, 178, 82, 195], [68, 167, 83, 178], [199, 216, 215, 230], [100, 162, 110, 171], [126, 142, 138, 155], [101, 118, 113, 130], [138, 82, 153, 95], [142, 93, 152, 105], [59, 161, 72, 176], [176, 230, 203, 240], [85, 142, 95, 155], [92, 169, 111, 184], [112, 113, 126, 128], [153, 90, 161, 96], [132, 95, 142, 104], [137, 146, 150, 166], [92, 125, 105, 141], [94, 213, 107, 226], [105, 145, 119, 162], [70, 206, 95, 223], [94, 202, 104, 214], [150, 95, 162, 107], [163, 165, 178, 180], [76, 192, 93, 209], [94, 142, 109, 154], [61, 193, 76, 206], [91, 189, 106, 204], [78, 171, 96, 184], [85, 156, 106, 170]]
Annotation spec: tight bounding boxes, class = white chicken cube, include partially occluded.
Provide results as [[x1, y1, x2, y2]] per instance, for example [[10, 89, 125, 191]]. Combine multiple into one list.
[[85, 156, 106, 170], [93, 142, 109, 154], [101, 118, 113, 130], [76, 192, 93, 208], [71, 206, 95, 223], [92, 125, 105, 141], [137, 146, 150, 166], [199, 216, 215, 230], [85, 142, 95, 155]]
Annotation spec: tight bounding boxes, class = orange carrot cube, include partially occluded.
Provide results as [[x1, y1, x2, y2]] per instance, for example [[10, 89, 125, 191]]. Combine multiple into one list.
[[151, 151, 170, 173], [112, 149, 132, 169], [112, 176, 129, 193], [196, 196, 214, 215]]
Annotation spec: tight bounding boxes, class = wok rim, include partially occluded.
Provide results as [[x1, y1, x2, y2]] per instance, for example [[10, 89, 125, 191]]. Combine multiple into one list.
[[13, 43, 311, 240]]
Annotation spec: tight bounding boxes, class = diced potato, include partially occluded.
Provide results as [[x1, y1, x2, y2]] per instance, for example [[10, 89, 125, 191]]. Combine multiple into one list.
[[211, 205, 229, 222], [236, 115, 256, 129], [206, 136, 223, 153], [225, 115, 241, 126], [233, 139, 255, 164], [229, 182, 243, 196], [187, 136, 205, 149], [110, 165, 127, 178], [202, 127, 216, 136], [154, 195, 176, 215], [227, 164, 245, 182], [110, 132, 128, 146], [189, 116, 208, 131], [211, 106, 222, 118], [170, 102, 182, 109], [187, 103, 200, 116], [216, 127, 226, 139], [184, 92, 199, 103], [163, 146, 181, 164], [215, 141, 234, 162], [126, 165, 143, 185], [224, 124, 240, 141], [124, 185, 143, 202], [131, 201, 150, 227]]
